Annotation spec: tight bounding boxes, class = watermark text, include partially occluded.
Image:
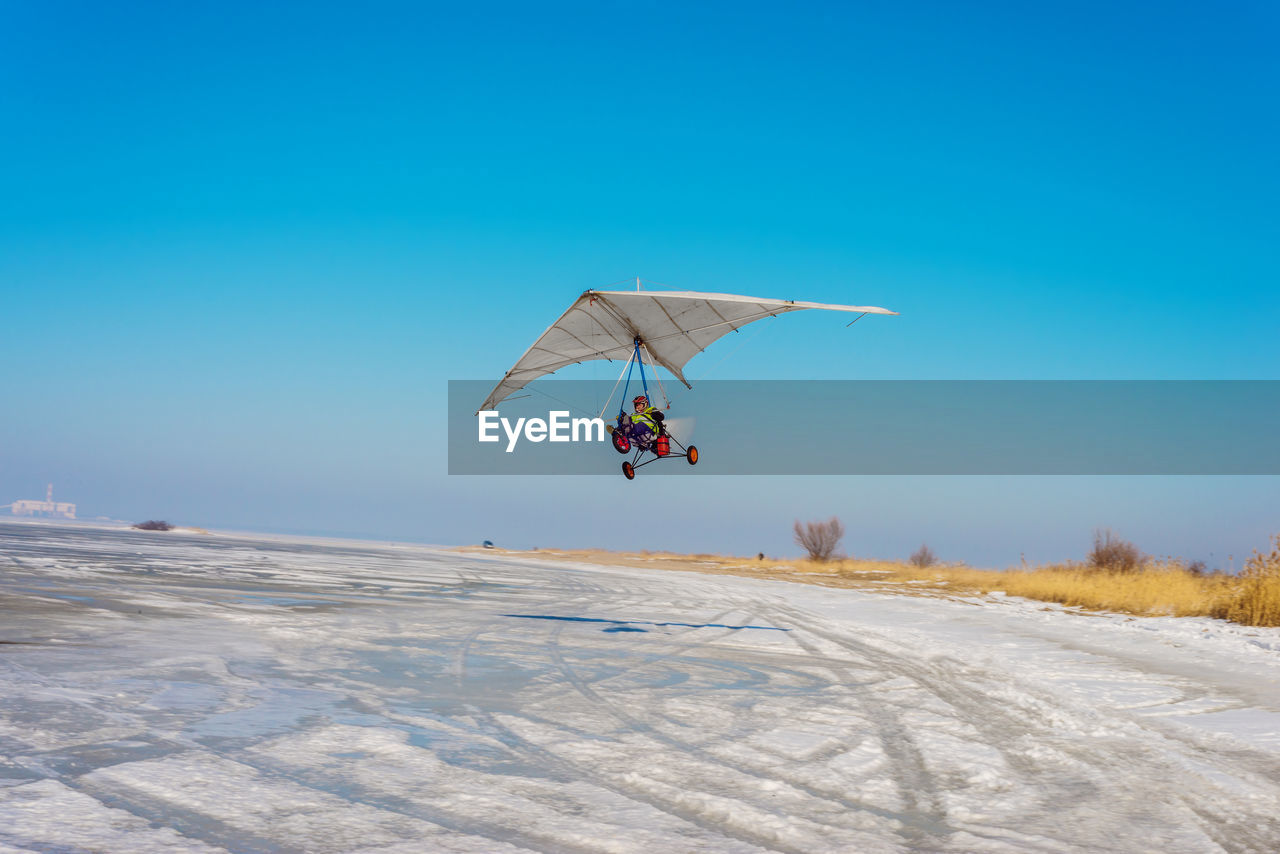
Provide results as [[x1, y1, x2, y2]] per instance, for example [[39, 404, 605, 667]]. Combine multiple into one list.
[[478, 410, 607, 452]]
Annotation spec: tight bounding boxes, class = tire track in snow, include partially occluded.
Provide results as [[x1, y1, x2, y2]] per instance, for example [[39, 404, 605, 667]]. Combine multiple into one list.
[[454, 623, 802, 853], [756, 608, 954, 848], [463, 578, 953, 847], [73, 771, 294, 854], [535, 617, 955, 846], [208, 745, 554, 854], [771, 602, 1280, 853], [510, 605, 780, 704]]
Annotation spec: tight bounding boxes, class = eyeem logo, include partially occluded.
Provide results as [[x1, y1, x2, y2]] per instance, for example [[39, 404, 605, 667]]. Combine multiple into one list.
[[478, 410, 607, 452]]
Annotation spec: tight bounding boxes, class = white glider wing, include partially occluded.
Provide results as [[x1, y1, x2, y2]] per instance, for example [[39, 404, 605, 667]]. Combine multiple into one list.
[[479, 289, 897, 412]]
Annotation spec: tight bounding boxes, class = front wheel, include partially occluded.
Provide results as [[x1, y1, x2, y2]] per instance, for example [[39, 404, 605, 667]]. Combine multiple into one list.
[[686, 445, 699, 465], [612, 431, 631, 454], [622, 461, 636, 480]]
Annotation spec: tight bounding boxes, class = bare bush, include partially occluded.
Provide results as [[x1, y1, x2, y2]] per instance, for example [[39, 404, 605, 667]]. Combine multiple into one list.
[[794, 517, 844, 562], [132, 520, 173, 531], [1088, 528, 1144, 572], [909, 543, 938, 568]]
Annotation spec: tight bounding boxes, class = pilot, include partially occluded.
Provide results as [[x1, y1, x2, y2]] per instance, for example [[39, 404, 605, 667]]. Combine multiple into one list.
[[624, 394, 664, 448]]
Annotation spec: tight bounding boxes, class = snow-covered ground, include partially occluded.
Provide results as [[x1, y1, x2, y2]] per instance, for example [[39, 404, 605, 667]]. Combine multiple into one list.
[[2, 521, 1279, 853]]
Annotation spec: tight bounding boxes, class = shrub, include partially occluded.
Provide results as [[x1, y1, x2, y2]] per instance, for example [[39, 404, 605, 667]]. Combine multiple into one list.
[[132, 520, 173, 531], [1088, 528, 1144, 572], [909, 543, 938, 568], [794, 517, 845, 563]]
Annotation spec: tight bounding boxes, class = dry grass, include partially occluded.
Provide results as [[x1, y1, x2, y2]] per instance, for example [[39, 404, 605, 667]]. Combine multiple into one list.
[[842, 556, 1280, 626], [847, 560, 1236, 618], [460, 542, 1280, 628], [1213, 535, 1280, 627]]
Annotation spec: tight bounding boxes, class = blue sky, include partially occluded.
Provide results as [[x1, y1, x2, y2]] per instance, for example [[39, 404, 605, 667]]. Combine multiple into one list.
[[2, 1, 1277, 566]]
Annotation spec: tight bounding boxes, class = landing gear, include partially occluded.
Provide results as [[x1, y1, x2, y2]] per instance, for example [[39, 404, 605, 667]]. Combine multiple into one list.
[[618, 437, 699, 479]]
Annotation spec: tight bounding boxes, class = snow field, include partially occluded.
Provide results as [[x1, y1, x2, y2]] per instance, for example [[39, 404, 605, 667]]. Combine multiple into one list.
[[1, 522, 1279, 852]]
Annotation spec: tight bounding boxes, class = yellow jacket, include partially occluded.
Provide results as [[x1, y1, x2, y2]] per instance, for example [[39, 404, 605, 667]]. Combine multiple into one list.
[[630, 405, 662, 434]]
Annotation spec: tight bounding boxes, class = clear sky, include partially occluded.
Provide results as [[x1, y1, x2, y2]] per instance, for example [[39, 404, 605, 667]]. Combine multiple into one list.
[[2, 1, 1277, 567]]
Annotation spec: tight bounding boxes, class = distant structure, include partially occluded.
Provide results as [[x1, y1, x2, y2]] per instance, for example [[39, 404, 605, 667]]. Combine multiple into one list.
[[9, 484, 76, 519]]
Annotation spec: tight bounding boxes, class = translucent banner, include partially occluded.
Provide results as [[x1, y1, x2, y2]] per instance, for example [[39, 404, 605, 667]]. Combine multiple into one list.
[[448, 380, 1280, 475]]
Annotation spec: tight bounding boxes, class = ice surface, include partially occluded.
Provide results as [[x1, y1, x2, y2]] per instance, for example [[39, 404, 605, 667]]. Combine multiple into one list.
[[2, 520, 1280, 852]]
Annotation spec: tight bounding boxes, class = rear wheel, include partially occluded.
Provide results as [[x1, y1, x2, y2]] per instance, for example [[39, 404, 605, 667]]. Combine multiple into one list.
[[686, 445, 699, 465], [612, 431, 631, 454], [622, 461, 635, 480]]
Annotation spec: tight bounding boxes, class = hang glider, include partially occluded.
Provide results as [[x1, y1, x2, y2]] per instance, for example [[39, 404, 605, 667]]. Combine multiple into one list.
[[479, 285, 898, 412]]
